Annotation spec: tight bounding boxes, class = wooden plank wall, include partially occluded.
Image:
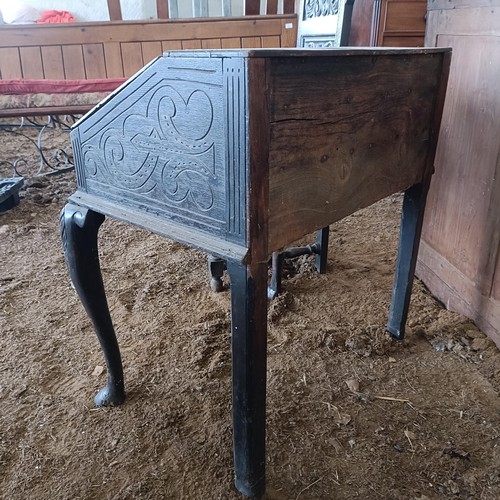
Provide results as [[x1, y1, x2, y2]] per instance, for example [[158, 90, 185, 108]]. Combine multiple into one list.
[[348, 0, 426, 47], [376, 0, 427, 46], [417, 0, 500, 346], [0, 15, 298, 81]]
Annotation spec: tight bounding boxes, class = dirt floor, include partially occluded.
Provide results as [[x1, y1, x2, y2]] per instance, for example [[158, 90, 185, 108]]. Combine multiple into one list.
[[1, 124, 500, 500]]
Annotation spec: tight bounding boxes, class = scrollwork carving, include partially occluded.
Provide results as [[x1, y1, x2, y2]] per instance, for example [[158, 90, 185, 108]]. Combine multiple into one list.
[[80, 83, 217, 213]]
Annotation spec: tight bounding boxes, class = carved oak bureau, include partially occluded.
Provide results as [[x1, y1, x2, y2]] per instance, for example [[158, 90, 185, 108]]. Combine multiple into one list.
[[61, 48, 450, 497]]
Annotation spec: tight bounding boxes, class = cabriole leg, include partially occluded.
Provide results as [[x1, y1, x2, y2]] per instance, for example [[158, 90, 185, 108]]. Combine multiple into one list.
[[226, 259, 268, 498], [60, 203, 125, 406], [387, 182, 428, 340]]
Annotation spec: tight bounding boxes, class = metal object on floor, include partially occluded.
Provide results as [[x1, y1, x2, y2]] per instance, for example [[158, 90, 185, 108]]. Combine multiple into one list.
[[0, 177, 24, 212], [0, 115, 75, 178]]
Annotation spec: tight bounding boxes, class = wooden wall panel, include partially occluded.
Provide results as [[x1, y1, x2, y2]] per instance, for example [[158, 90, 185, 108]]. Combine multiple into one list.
[[161, 40, 183, 51], [41, 46, 65, 80], [262, 35, 281, 48], [103, 43, 125, 78], [221, 38, 242, 48], [20, 47, 44, 79], [0, 14, 297, 84], [121, 42, 144, 76], [141, 42, 163, 65], [201, 38, 222, 48], [417, 1, 500, 346], [61, 46, 86, 79], [181, 39, 203, 49], [241, 37, 262, 48], [0, 48, 22, 79], [0, 17, 296, 47], [382, 36, 426, 46], [377, 0, 426, 47], [384, 2, 426, 31], [82, 44, 107, 79], [423, 36, 500, 285]]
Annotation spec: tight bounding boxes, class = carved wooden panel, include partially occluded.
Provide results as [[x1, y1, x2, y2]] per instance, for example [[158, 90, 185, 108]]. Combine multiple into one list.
[[297, 0, 344, 48], [71, 55, 248, 244]]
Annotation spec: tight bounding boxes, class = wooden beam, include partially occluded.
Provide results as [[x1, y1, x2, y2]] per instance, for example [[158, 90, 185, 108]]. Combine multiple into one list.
[[245, 0, 260, 15], [156, 0, 170, 19], [107, 0, 122, 21], [283, 0, 295, 14], [267, 0, 278, 14]]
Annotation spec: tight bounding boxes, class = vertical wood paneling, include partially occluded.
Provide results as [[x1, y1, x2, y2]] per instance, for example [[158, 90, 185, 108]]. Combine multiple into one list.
[[242, 37, 262, 48], [121, 42, 144, 76], [423, 35, 500, 287], [417, 2, 500, 345], [83, 44, 107, 79], [20, 47, 44, 78], [221, 37, 242, 48], [62, 45, 86, 79], [202, 38, 223, 48], [161, 40, 183, 51], [261, 35, 280, 47], [104, 43, 124, 77], [41, 46, 65, 79], [141, 41, 163, 64], [377, 0, 426, 47], [281, 19, 298, 47], [181, 39, 203, 49], [0, 48, 22, 79]]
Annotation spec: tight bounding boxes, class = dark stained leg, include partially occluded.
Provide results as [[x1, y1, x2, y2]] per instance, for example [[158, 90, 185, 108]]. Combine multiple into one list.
[[60, 203, 125, 406], [315, 226, 330, 274], [268, 227, 330, 299], [226, 259, 268, 498], [387, 182, 427, 340], [267, 251, 283, 299], [208, 254, 226, 292]]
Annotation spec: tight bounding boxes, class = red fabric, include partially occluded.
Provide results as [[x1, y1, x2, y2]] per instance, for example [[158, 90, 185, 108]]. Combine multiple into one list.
[[37, 10, 76, 24], [0, 79, 127, 95]]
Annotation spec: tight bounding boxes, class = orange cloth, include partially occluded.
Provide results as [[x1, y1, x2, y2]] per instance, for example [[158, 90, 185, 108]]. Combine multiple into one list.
[[37, 10, 75, 24]]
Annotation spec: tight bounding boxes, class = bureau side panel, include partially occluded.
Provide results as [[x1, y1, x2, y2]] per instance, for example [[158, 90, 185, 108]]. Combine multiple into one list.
[[71, 54, 248, 250], [267, 53, 444, 251]]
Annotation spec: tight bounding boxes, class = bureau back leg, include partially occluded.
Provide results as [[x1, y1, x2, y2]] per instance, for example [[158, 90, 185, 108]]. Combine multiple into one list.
[[60, 203, 125, 406]]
